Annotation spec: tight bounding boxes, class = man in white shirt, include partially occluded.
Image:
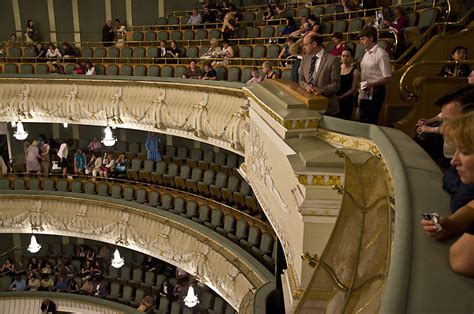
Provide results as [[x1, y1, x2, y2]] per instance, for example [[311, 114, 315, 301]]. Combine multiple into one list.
[[57, 140, 69, 175], [187, 8, 202, 26], [358, 26, 392, 124]]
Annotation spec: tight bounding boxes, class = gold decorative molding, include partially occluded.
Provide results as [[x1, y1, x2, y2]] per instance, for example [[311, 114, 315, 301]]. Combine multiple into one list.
[[297, 174, 343, 187], [296, 155, 392, 313], [316, 128, 382, 157]]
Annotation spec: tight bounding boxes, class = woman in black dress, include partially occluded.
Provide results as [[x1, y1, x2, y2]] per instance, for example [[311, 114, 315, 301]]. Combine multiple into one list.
[[337, 48, 359, 120]]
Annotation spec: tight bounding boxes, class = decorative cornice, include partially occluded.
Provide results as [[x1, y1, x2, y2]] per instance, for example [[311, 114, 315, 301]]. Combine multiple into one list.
[[0, 78, 248, 154]]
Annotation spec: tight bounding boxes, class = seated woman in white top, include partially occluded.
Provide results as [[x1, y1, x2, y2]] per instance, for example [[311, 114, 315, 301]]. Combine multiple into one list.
[[85, 61, 95, 75], [46, 43, 62, 60]]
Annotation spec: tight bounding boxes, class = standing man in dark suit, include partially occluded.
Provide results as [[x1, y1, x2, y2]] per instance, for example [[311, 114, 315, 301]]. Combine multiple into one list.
[[299, 32, 341, 116], [102, 20, 114, 47]]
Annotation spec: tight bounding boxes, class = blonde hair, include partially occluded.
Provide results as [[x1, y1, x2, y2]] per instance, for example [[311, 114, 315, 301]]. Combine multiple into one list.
[[443, 112, 474, 153], [262, 61, 272, 69]]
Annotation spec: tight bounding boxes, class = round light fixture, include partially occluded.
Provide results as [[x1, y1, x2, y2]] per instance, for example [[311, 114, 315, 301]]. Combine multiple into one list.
[[27, 235, 41, 254], [13, 121, 28, 141], [102, 125, 116, 147], [184, 286, 199, 308], [111, 248, 124, 269]]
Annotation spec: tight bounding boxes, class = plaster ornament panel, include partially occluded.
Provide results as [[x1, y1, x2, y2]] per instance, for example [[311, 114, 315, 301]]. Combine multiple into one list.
[[0, 195, 271, 310], [247, 123, 289, 212], [246, 124, 296, 286], [0, 79, 248, 154]]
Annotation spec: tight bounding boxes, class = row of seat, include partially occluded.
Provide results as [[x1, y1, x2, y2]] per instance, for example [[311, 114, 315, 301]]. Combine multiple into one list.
[[128, 17, 367, 42], [0, 62, 291, 83], [0, 177, 275, 270], [128, 161, 252, 207]]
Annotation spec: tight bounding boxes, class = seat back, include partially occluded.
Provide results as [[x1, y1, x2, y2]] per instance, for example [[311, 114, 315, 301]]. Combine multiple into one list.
[[120, 64, 133, 76], [161, 194, 173, 209], [190, 167, 202, 181], [227, 67, 241, 82], [108, 47, 120, 58], [198, 205, 211, 221], [202, 169, 215, 184], [161, 65, 174, 77], [147, 65, 160, 77], [235, 219, 249, 239], [167, 163, 179, 177]]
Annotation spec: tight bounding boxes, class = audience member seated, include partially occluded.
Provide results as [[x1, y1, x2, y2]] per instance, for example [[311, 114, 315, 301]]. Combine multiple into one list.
[[213, 39, 234, 67], [53, 275, 69, 292], [64, 261, 77, 278], [80, 278, 95, 295], [290, 15, 320, 37], [94, 276, 108, 297], [336, 0, 355, 20], [273, 5, 285, 19], [278, 36, 295, 66], [99, 153, 115, 178], [202, 5, 216, 24], [28, 257, 40, 274], [46, 43, 62, 60], [4, 34, 18, 50], [187, 8, 202, 26], [330, 32, 346, 57], [53, 258, 66, 275], [142, 256, 159, 272], [440, 46, 471, 78], [28, 274, 41, 291], [281, 17, 298, 36], [88, 137, 102, 153], [202, 61, 217, 80], [261, 61, 278, 80], [415, 85, 474, 165], [137, 295, 154, 312], [263, 5, 275, 21], [62, 42, 77, 59], [39, 274, 54, 291], [74, 148, 86, 175], [158, 40, 168, 59], [68, 277, 80, 293], [421, 112, 474, 277], [97, 244, 110, 260], [85, 60, 95, 75], [247, 66, 261, 84], [9, 274, 27, 291], [34, 43, 47, 61], [114, 154, 127, 178], [337, 48, 359, 120], [383, 6, 407, 34], [73, 61, 85, 75], [40, 260, 53, 275], [201, 38, 222, 59], [0, 259, 15, 277], [182, 60, 202, 79], [50, 63, 64, 74], [167, 40, 180, 63], [86, 153, 103, 177], [14, 257, 26, 276], [159, 278, 171, 298]]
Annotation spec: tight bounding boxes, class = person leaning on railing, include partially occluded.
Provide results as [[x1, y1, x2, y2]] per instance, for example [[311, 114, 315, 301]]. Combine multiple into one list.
[[421, 112, 474, 278]]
